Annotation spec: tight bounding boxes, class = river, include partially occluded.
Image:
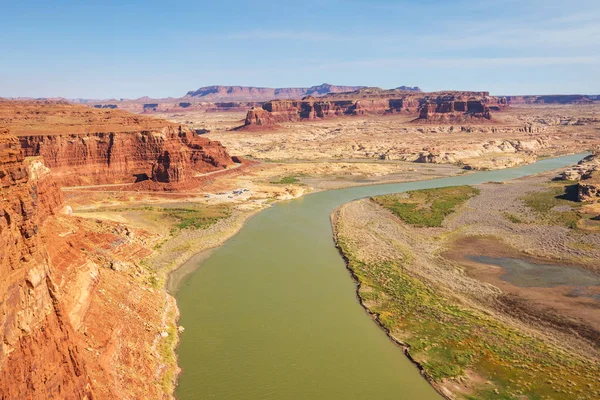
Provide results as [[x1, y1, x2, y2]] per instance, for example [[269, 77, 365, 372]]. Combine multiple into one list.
[[174, 153, 587, 400]]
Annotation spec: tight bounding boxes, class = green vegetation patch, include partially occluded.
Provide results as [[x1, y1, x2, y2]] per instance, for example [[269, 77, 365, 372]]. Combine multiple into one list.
[[157, 308, 179, 394], [165, 205, 231, 232], [503, 212, 524, 224], [522, 182, 582, 229], [372, 186, 479, 227], [336, 236, 600, 399], [270, 175, 300, 184]]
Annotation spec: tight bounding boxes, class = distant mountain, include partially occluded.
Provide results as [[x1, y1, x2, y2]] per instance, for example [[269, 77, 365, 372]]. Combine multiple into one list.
[[6, 84, 427, 114], [395, 86, 422, 92], [184, 83, 366, 102]]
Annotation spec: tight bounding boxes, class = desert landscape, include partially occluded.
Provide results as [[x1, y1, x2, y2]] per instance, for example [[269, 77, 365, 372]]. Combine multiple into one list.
[[2, 88, 599, 399], [2, 1, 600, 399]]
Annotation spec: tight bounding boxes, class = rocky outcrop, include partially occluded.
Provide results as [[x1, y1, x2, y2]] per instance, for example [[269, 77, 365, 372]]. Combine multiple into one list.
[[579, 170, 600, 202], [1, 101, 234, 186], [418, 95, 495, 121], [572, 154, 600, 202], [395, 86, 422, 92], [413, 138, 546, 170], [243, 89, 506, 127], [559, 154, 600, 202], [0, 128, 94, 399], [244, 107, 279, 126]]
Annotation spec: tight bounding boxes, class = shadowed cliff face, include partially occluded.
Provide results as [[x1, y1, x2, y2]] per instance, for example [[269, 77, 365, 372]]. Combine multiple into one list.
[[0, 102, 232, 398], [0, 101, 234, 186], [0, 129, 94, 399], [243, 89, 506, 127]]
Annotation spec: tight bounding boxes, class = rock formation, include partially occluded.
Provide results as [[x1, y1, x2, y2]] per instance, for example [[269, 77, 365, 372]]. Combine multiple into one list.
[[0, 128, 94, 399], [418, 94, 496, 121], [573, 154, 600, 202], [1, 101, 234, 186], [0, 100, 240, 398], [579, 170, 600, 202], [395, 86, 422, 92], [243, 88, 506, 127], [184, 83, 366, 102], [559, 154, 600, 202], [57, 84, 424, 113]]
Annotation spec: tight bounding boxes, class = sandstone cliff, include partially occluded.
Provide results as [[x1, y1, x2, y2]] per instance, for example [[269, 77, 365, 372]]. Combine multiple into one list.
[[243, 89, 506, 127], [0, 128, 94, 399], [0, 101, 234, 187], [575, 154, 600, 202], [579, 170, 600, 202], [0, 102, 218, 398]]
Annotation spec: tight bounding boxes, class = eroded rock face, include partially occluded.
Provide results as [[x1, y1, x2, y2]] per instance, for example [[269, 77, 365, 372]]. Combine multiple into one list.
[[579, 170, 600, 202], [563, 154, 600, 202], [577, 155, 600, 202], [243, 89, 506, 127], [0, 129, 93, 399], [19, 127, 232, 185], [418, 96, 495, 121], [244, 107, 278, 126], [1, 101, 234, 186]]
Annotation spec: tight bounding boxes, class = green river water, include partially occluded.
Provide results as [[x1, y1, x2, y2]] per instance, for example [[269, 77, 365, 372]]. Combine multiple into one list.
[[174, 153, 586, 400]]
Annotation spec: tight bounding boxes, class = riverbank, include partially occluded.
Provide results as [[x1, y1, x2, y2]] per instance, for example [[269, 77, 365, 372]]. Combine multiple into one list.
[[58, 156, 464, 398], [331, 169, 600, 399], [64, 153, 592, 399], [173, 153, 592, 400]]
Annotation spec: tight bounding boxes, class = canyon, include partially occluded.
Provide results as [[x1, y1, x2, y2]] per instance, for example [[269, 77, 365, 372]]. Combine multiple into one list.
[[0, 101, 234, 187], [1, 89, 600, 400], [0, 101, 239, 399]]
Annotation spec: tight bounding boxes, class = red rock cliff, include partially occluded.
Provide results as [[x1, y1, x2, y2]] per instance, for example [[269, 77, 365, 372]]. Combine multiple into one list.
[[0, 128, 94, 399], [1, 101, 234, 186], [243, 89, 506, 126]]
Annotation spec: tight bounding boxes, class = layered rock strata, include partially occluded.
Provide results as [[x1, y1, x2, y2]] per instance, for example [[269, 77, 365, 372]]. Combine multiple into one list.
[[0, 128, 94, 399], [243, 89, 506, 126], [0, 101, 234, 186], [575, 155, 600, 202], [558, 154, 600, 202]]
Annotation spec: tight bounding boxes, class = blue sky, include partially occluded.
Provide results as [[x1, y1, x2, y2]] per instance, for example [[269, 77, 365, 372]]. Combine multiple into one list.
[[1, 0, 599, 98]]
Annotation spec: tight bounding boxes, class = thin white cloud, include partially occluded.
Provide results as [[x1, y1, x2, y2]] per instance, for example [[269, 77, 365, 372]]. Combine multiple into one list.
[[305, 56, 600, 70], [222, 6, 600, 53]]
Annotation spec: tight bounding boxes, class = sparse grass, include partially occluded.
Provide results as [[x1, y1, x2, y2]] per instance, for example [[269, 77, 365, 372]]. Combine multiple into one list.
[[157, 309, 179, 394], [270, 175, 300, 184], [336, 236, 600, 399], [166, 205, 231, 232], [522, 182, 582, 229], [372, 186, 479, 227], [504, 212, 524, 224]]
